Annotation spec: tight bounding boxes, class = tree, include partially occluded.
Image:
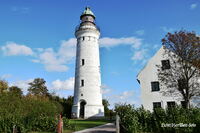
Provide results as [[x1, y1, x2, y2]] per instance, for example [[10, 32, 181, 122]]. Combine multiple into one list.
[[158, 30, 200, 109], [103, 99, 110, 115], [0, 80, 8, 93], [64, 96, 73, 118], [28, 78, 49, 96], [9, 86, 23, 96]]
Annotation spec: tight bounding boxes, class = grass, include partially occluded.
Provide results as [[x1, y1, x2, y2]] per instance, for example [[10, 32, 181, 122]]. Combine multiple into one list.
[[30, 119, 113, 133], [67, 119, 113, 131]]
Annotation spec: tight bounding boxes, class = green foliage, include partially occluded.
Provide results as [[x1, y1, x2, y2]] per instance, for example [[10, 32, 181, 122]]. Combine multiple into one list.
[[115, 104, 200, 133], [49, 95, 73, 118], [0, 80, 8, 93], [136, 106, 152, 132], [103, 99, 110, 116], [0, 93, 62, 132], [115, 104, 139, 133], [28, 78, 49, 96], [9, 86, 23, 97], [103, 99, 115, 119]]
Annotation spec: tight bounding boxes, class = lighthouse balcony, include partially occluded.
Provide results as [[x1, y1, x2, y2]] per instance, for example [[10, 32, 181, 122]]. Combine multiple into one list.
[[75, 24, 100, 33]]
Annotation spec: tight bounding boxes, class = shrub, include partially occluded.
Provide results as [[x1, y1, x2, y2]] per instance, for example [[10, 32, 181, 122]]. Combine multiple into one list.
[[115, 104, 200, 133], [0, 93, 62, 132], [115, 104, 139, 133]]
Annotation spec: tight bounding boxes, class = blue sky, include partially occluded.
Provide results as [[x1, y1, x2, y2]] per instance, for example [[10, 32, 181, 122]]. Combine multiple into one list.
[[0, 0, 199, 108]]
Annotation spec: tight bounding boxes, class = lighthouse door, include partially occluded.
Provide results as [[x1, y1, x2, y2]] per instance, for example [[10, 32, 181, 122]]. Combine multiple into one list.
[[80, 101, 86, 118]]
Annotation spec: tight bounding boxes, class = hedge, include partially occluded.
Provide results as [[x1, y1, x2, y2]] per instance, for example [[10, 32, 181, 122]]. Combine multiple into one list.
[[0, 93, 62, 132], [115, 104, 200, 133]]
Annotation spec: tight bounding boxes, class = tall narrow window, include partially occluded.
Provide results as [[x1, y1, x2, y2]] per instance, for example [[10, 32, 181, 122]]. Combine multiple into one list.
[[161, 60, 170, 70], [81, 59, 85, 66], [81, 80, 84, 87], [151, 81, 160, 91]]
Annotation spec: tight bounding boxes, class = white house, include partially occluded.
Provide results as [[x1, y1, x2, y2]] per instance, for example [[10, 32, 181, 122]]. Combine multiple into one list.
[[137, 46, 186, 111]]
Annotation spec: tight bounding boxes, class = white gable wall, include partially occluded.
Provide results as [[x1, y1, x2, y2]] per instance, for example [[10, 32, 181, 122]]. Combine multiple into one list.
[[137, 46, 182, 111]]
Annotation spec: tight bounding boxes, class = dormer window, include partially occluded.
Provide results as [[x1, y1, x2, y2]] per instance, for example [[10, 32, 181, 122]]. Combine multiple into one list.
[[161, 60, 170, 70]]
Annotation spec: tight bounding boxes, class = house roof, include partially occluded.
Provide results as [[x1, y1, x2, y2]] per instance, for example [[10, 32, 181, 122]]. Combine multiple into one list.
[[137, 46, 164, 81]]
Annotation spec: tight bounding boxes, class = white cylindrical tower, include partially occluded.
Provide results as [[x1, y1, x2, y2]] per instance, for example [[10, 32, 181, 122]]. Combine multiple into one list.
[[72, 7, 104, 119]]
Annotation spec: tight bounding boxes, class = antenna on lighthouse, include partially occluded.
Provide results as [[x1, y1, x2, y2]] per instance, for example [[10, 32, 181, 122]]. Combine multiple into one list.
[[83, 0, 90, 9]]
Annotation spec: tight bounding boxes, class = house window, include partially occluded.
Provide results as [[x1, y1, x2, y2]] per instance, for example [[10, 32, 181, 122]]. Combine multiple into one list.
[[181, 101, 186, 108], [167, 101, 175, 108], [178, 78, 187, 89], [81, 80, 84, 87], [81, 59, 85, 66], [153, 102, 161, 109], [161, 60, 170, 70], [151, 82, 160, 91]]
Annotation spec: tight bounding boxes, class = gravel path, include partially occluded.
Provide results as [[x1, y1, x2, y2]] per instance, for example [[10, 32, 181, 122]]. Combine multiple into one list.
[[74, 123, 116, 133]]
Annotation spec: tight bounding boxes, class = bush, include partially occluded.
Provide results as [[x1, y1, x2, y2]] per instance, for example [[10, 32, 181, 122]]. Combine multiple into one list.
[[115, 104, 200, 133], [115, 104, 139, 133], [0, 93, 62, 132]]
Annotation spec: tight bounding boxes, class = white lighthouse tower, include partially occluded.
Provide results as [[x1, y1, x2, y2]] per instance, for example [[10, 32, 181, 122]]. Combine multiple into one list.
[[72, 7, 104, 119]]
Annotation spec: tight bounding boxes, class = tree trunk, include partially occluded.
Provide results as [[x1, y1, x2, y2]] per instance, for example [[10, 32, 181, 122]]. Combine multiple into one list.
[[185, 99, 190, 109]]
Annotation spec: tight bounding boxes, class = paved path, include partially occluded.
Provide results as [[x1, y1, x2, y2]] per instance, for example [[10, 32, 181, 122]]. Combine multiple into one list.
[[74, 123, 116, 133]]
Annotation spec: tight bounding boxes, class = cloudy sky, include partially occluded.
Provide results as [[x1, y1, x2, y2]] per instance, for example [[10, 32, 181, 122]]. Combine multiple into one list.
[[0, 0, 199, 108]]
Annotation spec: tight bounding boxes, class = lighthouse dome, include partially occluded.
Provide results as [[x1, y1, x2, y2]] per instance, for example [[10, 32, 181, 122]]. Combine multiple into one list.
[[80, 7, 95, 19]]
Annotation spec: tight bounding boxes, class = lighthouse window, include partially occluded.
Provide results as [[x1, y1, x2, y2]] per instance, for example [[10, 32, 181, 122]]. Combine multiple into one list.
[[83, 37, 85, 41], [81, 80, 84, 87], [81, 59, 85, 66], [81, 94, 83, 96]]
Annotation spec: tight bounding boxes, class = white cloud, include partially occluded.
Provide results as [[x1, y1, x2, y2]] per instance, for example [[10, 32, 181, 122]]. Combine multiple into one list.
[[35, 48, 44, 52], [101, 84, 112, 94], [1, 37, 143, 72], [1, 42, 34, 56], [0, 74, 12, 79], [31, 59, 40, 63], [10, 79, 33, 94], [118, 90, 134, 100], [135, 30, 145, 36], [132, 49, 148, 60], [190, 3, 198, 10], [99, 37, 142, 49], [11, 6, 30, 14], [58, 38, 77, 61], [32, 37, 142, 72], [37, 48, 69, 72], [160, 26, 175, 33], [105, 90, 137, 108], [51, 77, 74, 90], [32, 38, 76, 72]]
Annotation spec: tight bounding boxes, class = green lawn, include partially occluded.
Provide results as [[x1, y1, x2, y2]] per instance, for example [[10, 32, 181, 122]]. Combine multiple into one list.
[[30, 119, 113, 133], [67, 119, 113, 131]]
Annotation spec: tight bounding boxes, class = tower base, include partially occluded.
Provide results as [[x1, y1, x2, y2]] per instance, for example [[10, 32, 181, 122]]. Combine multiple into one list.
[[72, 105, 104, 119]]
